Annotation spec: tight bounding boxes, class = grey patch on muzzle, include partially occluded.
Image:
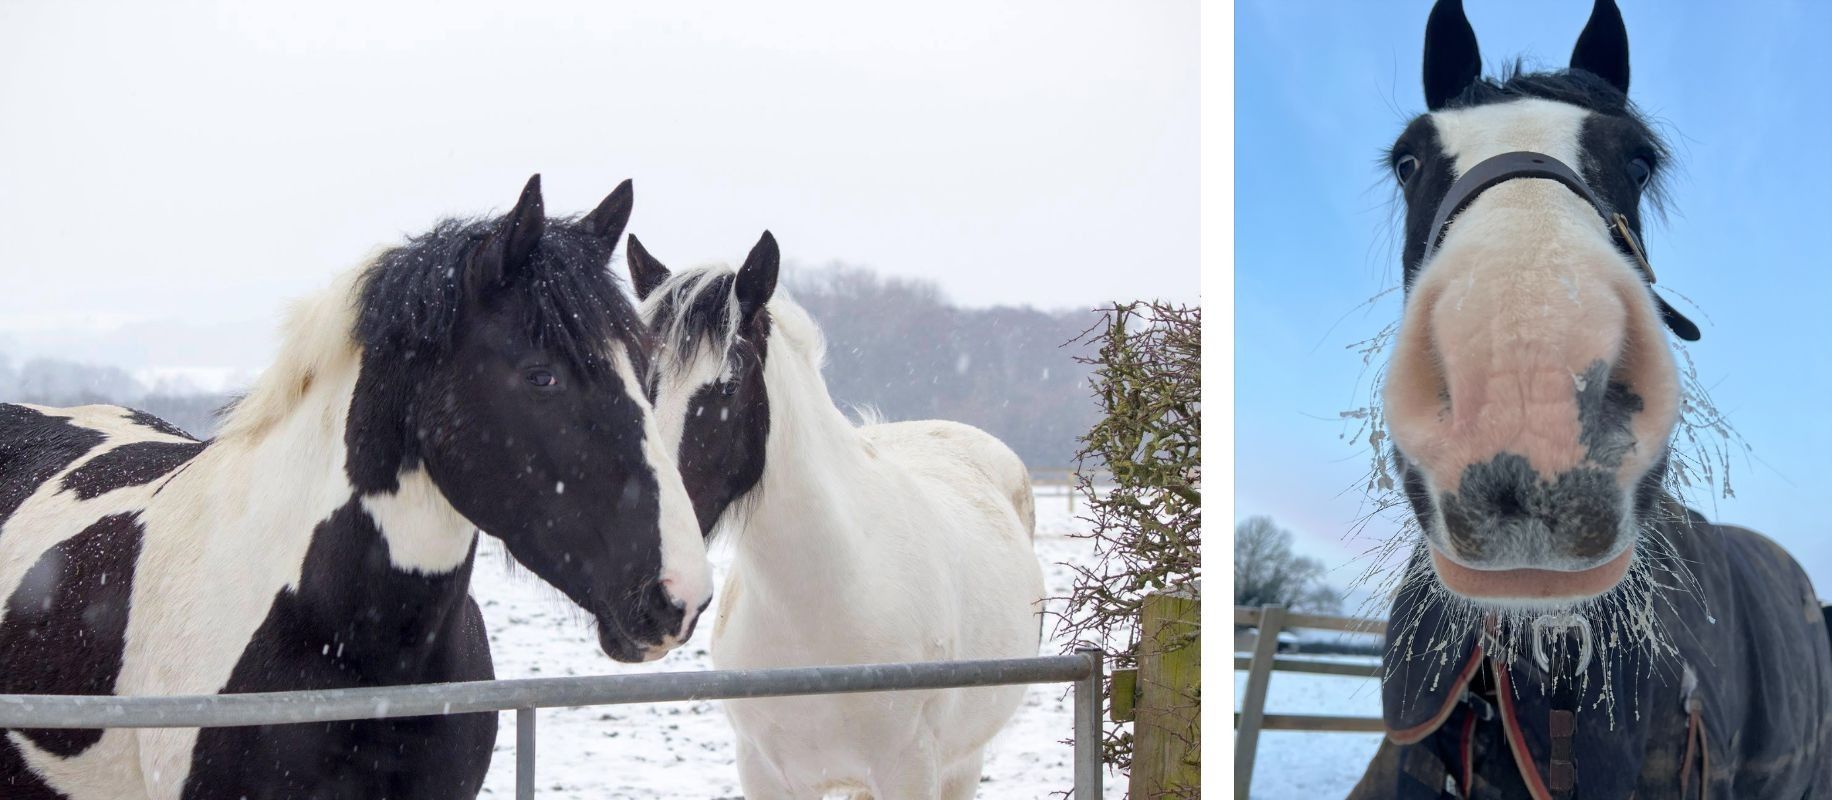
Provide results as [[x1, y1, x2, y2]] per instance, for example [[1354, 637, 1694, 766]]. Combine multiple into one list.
[[1574, 359, 1643, 468], [1440, 453, 1621, 564]]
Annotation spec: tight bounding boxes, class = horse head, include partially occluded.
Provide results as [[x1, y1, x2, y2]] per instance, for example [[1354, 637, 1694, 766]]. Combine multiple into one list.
[[352, 176, 712, 661], [623, 232, 784, 537], [1383, 0, 1686, 610]]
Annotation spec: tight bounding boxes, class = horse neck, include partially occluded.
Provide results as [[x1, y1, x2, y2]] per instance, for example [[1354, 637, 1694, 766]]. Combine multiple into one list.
[[178, 290, 480, 678], [732, 326, 881, 580]]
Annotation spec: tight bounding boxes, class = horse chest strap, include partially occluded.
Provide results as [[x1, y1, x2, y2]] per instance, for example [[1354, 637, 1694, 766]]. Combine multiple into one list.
[[1548, 709, 1577, 796]]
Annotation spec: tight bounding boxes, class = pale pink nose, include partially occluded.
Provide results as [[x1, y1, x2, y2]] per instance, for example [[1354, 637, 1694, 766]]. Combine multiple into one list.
[[1384, 241, 1679, 571]]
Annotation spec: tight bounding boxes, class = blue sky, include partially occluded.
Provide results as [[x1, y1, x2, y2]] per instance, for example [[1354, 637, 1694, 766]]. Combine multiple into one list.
[[1236, 0, 1832, 595]]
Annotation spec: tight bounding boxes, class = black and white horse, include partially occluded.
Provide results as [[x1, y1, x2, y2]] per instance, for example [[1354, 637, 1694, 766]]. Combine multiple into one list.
[[0, 176, 713, 799], [625, 232, 1046, 799], [1350, 2, 1832, 798]]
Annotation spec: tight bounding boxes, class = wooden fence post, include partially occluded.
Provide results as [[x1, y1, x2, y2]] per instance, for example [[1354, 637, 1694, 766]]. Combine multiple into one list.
[[1131, 588, 1202, 797], [1234, 604, 1286, 798]]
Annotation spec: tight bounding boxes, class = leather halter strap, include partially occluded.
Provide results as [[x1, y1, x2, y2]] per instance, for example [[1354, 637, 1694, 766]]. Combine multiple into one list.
[[1421, 150, 1701, 342]]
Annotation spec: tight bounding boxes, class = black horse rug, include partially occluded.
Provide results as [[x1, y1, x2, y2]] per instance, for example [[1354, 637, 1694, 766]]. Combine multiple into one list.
[[1350, 499, 1832, 799]]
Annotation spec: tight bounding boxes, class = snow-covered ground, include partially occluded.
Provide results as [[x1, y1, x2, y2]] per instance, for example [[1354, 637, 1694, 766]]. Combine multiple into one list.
[[1234, 654, 1385, 799], [471, 486, 1127, 798]]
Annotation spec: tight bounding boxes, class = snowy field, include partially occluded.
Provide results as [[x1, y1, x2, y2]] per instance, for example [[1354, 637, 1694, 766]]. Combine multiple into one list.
[[470, 486, 1127, 799], [1234, 654, 1384, 799]]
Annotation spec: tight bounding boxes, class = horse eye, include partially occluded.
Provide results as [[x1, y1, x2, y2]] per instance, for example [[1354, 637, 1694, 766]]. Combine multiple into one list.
[[720, 380, 739, 397], [525, 369, 559, 389], [1628, 157, 1652, 189], [1393, 155, 1420, 185]]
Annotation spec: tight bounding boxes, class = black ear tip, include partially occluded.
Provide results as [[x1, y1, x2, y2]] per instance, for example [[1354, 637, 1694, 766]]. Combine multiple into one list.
[[1422, 0, 1481, 111], [626, 233, 646, 253], [606, 178, 633, 205], [1427, 0, 1469, 25], [1571, 0, 1631, 93], [513, 175, 545, 216]]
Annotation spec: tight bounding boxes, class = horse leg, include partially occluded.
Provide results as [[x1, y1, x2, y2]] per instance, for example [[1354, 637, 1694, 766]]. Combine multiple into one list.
[[734, 738, 800, 800], [937, 748, 986, 800], [864, 738, 942, 800]]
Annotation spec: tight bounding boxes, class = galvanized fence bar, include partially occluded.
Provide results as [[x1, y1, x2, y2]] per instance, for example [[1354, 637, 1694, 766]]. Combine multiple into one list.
[[0, 654, 1103, 798], [0, 655, 1092, 729], [516, 707, 535, 800], [1072, 647, 1104, 797]]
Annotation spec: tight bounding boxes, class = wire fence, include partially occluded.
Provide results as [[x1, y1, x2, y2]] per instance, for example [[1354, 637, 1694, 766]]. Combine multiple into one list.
[[0, 650, 1107, 799]]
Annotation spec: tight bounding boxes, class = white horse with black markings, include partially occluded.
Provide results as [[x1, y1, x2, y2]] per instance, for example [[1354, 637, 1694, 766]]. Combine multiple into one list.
[[626, 231, 1047, 799]]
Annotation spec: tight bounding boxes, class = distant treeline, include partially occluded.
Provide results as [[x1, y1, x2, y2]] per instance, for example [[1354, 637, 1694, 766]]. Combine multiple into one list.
[[788, 265, 1101, 468], [0, 265, 1107, 467], [0, 357, 229, 439]]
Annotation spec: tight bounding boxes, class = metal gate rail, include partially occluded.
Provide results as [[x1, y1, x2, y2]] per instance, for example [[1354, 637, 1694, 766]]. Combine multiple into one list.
[[0, 650, 1106, 798]]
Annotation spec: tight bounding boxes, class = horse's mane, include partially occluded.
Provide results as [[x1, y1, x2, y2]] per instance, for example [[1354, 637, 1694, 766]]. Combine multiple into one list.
[[219, 215, 643, 442], [640, 263, 826, 381], [355, 216, 646, 381], [1434, 61, 1675, 211]]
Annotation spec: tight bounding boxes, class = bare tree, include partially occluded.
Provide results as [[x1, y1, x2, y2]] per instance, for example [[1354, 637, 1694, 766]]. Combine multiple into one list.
[[1235, 516, 1339, 612]]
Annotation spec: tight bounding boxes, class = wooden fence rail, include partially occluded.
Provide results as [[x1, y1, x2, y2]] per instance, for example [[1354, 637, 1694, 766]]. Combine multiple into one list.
[[1233, 604, 1387, 798]]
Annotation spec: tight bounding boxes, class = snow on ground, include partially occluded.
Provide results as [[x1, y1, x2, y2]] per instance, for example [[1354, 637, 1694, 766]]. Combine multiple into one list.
[[471, 486, 1126, 798], [1234, 654, 1385, 799]]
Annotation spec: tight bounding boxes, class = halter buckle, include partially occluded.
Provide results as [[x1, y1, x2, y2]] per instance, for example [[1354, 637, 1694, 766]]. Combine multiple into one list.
[[1611, 212, 1658, 284]]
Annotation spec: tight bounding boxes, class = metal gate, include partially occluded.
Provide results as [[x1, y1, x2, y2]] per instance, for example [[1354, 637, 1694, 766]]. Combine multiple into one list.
[[0, 650, 1106, 799]]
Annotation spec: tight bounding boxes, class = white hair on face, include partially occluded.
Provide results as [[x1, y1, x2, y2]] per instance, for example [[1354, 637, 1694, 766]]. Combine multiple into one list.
[[638, 262, 827, 378], [1432, 97, 1589, 179], [638, 264, 743, 381]]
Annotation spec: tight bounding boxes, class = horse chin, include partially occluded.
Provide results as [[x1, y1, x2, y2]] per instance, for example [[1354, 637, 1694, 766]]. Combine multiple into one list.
[[596, 619, 663, 664], [1427, 543, 1635, 609]]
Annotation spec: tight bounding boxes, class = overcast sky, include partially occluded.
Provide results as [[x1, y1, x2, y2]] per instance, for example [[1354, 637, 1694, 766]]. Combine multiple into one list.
[[1238, 0, 1832, 595], [0, 0, 1197, 380]]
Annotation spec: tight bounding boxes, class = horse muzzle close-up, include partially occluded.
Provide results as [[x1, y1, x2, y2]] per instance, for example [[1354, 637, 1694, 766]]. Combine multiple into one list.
[[597, 589, 713, 664], [595, 543, 716, 663], [1384, 152, 1682, 606]]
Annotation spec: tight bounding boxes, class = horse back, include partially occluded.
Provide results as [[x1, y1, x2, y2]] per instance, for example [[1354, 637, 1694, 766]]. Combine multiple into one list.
[[1687, 521, 1832, 796], [0, 403, 209, 797], [858, 419, 1035, 536]]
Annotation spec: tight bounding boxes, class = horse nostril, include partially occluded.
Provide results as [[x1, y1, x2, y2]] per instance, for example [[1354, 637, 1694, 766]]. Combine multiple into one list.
[[1491, 483, 1526, 518], [659, 576, 686, 609]]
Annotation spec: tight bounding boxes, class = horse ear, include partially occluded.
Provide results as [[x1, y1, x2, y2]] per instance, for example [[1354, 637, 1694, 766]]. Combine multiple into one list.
[[469, 174, 546, 299], [1570, 0, 1630, 94], [581, 179, 634, 244], [625, 234, 671, 300], [1423, 0, 1482, 111], [735, 230, 779, 321]]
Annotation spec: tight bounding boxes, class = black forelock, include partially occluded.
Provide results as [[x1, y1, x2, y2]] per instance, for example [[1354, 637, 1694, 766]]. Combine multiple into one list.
[[1446, 61, 1634, 114], [354, 215, 649, 381]]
